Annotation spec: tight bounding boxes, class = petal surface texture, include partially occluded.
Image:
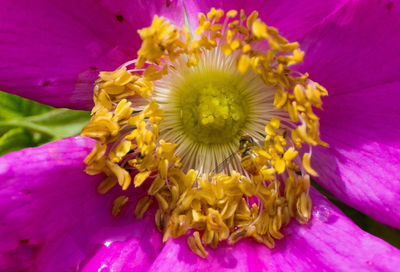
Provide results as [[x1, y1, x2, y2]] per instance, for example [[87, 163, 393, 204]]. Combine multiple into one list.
[[299, 0, 400, 228], [0, 0, 184, 110], [82, 189, 400, 272], [0, 137, 147, 271]]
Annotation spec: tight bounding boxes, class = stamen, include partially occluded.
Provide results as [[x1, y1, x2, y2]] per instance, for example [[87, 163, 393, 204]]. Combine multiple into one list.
[[81, 7, 328, 257]]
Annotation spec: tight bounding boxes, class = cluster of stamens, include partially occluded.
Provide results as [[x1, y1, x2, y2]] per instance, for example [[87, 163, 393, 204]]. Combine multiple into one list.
[[81, 8, 328, 258]]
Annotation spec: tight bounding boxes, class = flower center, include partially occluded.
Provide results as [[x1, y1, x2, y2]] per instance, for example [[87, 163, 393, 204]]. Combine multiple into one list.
[[81, 7, 329, 259], [175, 70, 250, 144]]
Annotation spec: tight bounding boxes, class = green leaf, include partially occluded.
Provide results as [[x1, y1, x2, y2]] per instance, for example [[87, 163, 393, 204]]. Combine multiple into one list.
[[0, 109, 90, 138], [0, 128, 33, 156], [0, 91, 91, 156], [0, 91, 53, 119]]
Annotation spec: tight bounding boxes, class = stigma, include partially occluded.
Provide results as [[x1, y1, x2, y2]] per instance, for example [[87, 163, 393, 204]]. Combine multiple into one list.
[[81, 8, 328, 258]]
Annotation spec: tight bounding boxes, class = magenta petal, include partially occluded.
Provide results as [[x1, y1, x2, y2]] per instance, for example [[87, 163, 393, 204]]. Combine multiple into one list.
[[297, 0, 400, 228], [0, 137, 139, 271], [184, 0, 347, 41], [0, 0, 184, 110], [312, 81, 400, 228], [82, 189, 400, 271], [299, 0, 400, 96], [81, 212, 163, 272]]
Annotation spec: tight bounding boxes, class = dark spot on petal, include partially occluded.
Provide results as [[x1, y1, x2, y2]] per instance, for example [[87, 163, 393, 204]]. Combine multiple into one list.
[[43, 81, 51, 86], [19, 238, 30, 245], [21, 189, 32, 195], [115, 14, 124, 23], [386, 1, 393, 11], [89, 66, 98, 71], [166, 0, 172, 8]]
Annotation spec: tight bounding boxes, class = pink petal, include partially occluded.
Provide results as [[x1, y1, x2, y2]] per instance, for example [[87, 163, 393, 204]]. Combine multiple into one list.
[[297, 0, 400, 227], [82, 189, 400, 271], [0, 137, 144, 271], [299, 0, 400, 96], [0, 0, 185, 110], [81, 212, 163, 272], [313, 81, 400, 228], [184, 0, 347, 40]]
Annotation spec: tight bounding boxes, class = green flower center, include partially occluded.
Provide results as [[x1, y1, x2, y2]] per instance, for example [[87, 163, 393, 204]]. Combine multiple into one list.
[[174, 70, 252, 145]]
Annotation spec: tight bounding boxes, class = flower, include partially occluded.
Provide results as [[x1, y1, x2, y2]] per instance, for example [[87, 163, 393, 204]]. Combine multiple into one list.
[[79, 6, 330, 257], [1, 0, 400, 271]]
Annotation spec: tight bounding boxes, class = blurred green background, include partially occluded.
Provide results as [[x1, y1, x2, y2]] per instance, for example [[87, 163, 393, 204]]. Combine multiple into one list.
[[0, 90, 399, 248], [0, 91, 90, 155]]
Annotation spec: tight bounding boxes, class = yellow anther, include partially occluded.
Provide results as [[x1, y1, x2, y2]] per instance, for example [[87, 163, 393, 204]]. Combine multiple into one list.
[[81, 109, 119, 142], [106, 160, 131, 190], [238, 54, 250, 74], [136, 16, 181, 67], [134, 171, 151, 187], [114, 99, 134, 121], [99, 67, 126, 82], [215, 9, 225, 21], [242, 44, 251, 53], [84, 142, 106, 166], [188, 231, 208, 258], [97, 176, 117, 194], [315, 82, 328, 96], [280, 42, 299, 52], [230, 38, 240, 50], [115, 70, 134, 86], [143, 65, 168, 81], [111, 195, 129, 217], [159, 159, 169, 179], [246, 11, 259, 28], [296, 124, 317, 145], [198, 13, 207, 25], [270, 117, 281, 129], [302, 153, 318, 176], [210, 24, 222, 31], [252, 19, 267, 38], [283, 147, 298, 162], [155, 210, 168, 232], [287, 49, 305, 65], [296, 192, 312, 224], [226, 10, 238, 18], [294, 84, 306, 104], [134, 196, 153, 219], [221, 44, 233, 55], [109, 140, 131, 163], [274, 88, 288, 109], [207, 7, 217, 20], [274, 158, 286, 174], [266, 117, 281, 135], [260, 168, 276, 181], [288, 101, 299, 122], [148, 176, 165, 195], [155, 193, 169, 211]]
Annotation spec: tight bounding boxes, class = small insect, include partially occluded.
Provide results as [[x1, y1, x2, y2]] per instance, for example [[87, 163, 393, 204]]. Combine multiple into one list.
[[238, 135, 265, 176], [213, 135, 267, 176]]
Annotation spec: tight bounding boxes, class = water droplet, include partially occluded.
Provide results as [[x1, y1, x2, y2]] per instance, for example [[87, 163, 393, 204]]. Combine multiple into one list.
[[314, 206, 330, 222], [104, 241, 112, 247], [98, 264, 112, 272]]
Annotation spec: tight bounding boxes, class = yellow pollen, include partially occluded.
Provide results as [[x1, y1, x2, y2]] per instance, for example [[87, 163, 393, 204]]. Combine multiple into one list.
[[81, 7, 328, 258]]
